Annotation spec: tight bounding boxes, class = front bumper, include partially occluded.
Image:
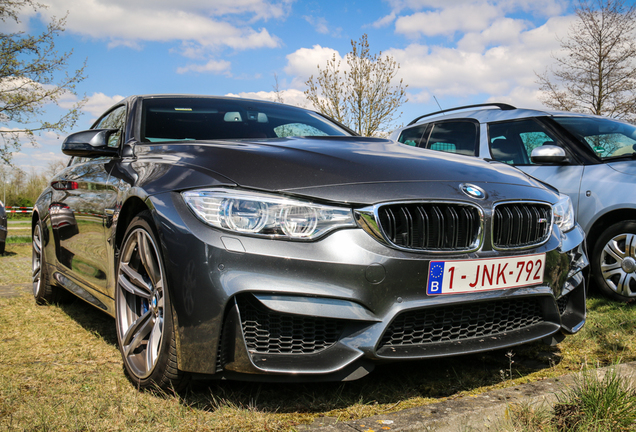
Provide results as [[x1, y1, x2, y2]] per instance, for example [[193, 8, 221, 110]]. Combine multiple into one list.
[[152, 193, 588, 380]]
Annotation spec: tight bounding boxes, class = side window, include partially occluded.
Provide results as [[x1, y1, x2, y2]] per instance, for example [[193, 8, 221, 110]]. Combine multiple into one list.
[[94, 105, 126, 148], [488, 119, 562, 165], [425, 121, 478, 156], [397, 126, 427, 147]]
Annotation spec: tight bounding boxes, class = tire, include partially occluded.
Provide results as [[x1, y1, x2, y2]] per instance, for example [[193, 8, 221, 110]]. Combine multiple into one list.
[[32, 220, 57, 304], [115, 211, 188, 392], [0, 241, 4, 255], [592, 220, 636, 302]]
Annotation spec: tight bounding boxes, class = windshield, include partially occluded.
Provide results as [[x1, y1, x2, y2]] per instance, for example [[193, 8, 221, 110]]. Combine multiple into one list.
[[553, 116, 636, 159], [140, 98, 351, 142]]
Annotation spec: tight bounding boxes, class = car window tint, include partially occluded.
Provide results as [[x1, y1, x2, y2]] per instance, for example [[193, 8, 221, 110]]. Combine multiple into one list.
[[141, 98, 350, 142], [426, 121, 477, 156], [94, 105, 126, 148], [488, 119, 561, 165], [553, 117, 636, 159], [397, 126, 426, 147]]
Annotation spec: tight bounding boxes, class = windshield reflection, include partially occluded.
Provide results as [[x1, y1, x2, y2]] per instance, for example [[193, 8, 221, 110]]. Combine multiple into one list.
[[554, 117, 636, 159]]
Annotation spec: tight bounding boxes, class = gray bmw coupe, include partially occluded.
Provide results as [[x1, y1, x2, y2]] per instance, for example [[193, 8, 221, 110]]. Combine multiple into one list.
[[32, 95, 587, 391]]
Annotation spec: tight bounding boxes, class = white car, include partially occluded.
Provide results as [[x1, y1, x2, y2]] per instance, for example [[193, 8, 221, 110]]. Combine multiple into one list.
[[391, 103, 636, 302]]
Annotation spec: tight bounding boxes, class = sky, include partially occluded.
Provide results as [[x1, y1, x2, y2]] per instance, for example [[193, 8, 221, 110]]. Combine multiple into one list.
[[4, 0, 631, 173]]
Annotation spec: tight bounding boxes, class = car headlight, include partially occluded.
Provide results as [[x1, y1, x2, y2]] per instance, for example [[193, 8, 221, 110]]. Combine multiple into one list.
[[182, 188, 356, 240], [553, 194, 575, 232]]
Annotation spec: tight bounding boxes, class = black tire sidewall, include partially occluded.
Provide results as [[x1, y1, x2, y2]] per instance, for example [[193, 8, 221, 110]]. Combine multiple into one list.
[[592, 220, 636, 302]]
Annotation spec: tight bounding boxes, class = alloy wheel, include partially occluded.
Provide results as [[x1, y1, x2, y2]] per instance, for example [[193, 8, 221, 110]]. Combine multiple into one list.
[[116, 227, 165, 380], [32, 223, 44, 298]]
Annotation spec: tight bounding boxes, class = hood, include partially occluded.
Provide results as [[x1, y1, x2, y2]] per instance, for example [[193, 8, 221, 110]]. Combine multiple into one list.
[[608, 160, 636, 177], [134, 137, 553, 204]]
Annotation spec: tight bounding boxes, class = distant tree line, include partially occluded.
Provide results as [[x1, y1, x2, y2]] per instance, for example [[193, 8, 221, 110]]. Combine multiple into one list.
[[0, 160, 66, 209]]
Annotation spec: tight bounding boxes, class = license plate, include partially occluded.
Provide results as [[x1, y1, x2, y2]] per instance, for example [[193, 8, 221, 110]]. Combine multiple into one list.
[[427, 253, 546, 295]]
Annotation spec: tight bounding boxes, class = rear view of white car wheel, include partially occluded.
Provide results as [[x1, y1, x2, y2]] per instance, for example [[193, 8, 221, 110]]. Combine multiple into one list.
[[592, 221, 636, 302], [115, 211, 188, 392]]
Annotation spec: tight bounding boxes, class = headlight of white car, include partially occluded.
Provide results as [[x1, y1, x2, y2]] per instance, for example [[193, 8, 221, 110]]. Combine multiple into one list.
[[553, 194, 575, 232], [182, 188, 356, 240]]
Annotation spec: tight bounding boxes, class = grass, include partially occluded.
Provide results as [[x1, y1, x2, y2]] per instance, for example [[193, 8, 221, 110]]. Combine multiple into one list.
[[3, 219, 31, 245], [6, 236, 31, 244], [0, 244, 31, 286], [1, 243, 636, 431], [501, 367, 636, 431]]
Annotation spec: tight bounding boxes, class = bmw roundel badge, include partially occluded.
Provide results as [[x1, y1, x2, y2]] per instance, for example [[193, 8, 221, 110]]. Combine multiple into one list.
[[461, 183, 486, 200]]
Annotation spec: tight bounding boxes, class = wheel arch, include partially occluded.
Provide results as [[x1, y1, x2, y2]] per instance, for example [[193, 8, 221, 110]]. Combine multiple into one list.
[[31, 208, 40, 233], [114, 197, 151, 252], [586, 208, 636, 253]]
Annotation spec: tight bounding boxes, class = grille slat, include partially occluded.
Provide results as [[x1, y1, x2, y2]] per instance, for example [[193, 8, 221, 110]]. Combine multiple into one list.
[[492, 203, 551, 249], [378, 203, 481, 252], [379, 297, 544, 348], [237, 296, 344, 355]]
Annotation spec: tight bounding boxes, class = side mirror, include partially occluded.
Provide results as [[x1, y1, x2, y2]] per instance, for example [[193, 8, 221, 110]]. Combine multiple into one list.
[[530, 145, 568, 164], [62, 129, 120, 157]]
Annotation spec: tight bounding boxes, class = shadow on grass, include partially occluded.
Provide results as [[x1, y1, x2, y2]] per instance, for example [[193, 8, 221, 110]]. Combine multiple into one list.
[[54, 292, 564, 416], [58, 297, 118, 347], [182, 345, 563, 416]]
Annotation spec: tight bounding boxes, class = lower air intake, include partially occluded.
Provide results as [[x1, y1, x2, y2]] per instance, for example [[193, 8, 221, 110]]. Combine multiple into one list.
[[379, 297, 544, 348], [236, 295, 344, 354]]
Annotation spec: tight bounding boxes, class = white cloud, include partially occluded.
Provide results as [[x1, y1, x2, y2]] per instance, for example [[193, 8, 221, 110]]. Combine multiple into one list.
[[284, 45, 343, 88], [84, 93, 126, 118], [225, 89, 309, 108], [487, 86, 546, 109], [384, 14, 573, 104], [304, 16, 330, 34], [457, 17, 529, 52], [303, 16, 342, 37], [395, 3, 501, 38], [385, 0, 568, 39], [370, 12, 397, 29], [10, 150, 69, 173], [36, 0, 285, 55], [177, 60, 232, 75], [384, 0, 566, 16]]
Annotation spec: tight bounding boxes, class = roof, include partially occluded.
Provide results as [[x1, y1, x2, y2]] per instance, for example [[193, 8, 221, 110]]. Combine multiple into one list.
[[407, 106, 604, 125]]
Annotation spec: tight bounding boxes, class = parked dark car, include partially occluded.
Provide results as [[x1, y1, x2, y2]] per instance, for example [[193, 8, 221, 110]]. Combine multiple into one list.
[[391, 103, 636, 302], [32, 95, 588, 391], [0, 200, 6, 254]]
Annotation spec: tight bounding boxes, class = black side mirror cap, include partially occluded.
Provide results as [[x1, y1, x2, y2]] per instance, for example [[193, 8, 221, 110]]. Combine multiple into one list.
[[62, 129, 120, 157], [530, 145, 569, 164]]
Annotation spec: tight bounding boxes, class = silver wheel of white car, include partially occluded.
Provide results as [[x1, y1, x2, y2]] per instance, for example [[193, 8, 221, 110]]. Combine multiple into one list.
[[593, 221, 636, 302], [115, 211, 187, 391]]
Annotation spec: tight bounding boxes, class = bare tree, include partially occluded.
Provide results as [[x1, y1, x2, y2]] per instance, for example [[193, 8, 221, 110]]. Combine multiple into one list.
[[537, 0, 636, 121], [305, 34, 407, 137], [45, 159, 67, 178], [272, 73, 285, 104], [0, 0, 86, 164]]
